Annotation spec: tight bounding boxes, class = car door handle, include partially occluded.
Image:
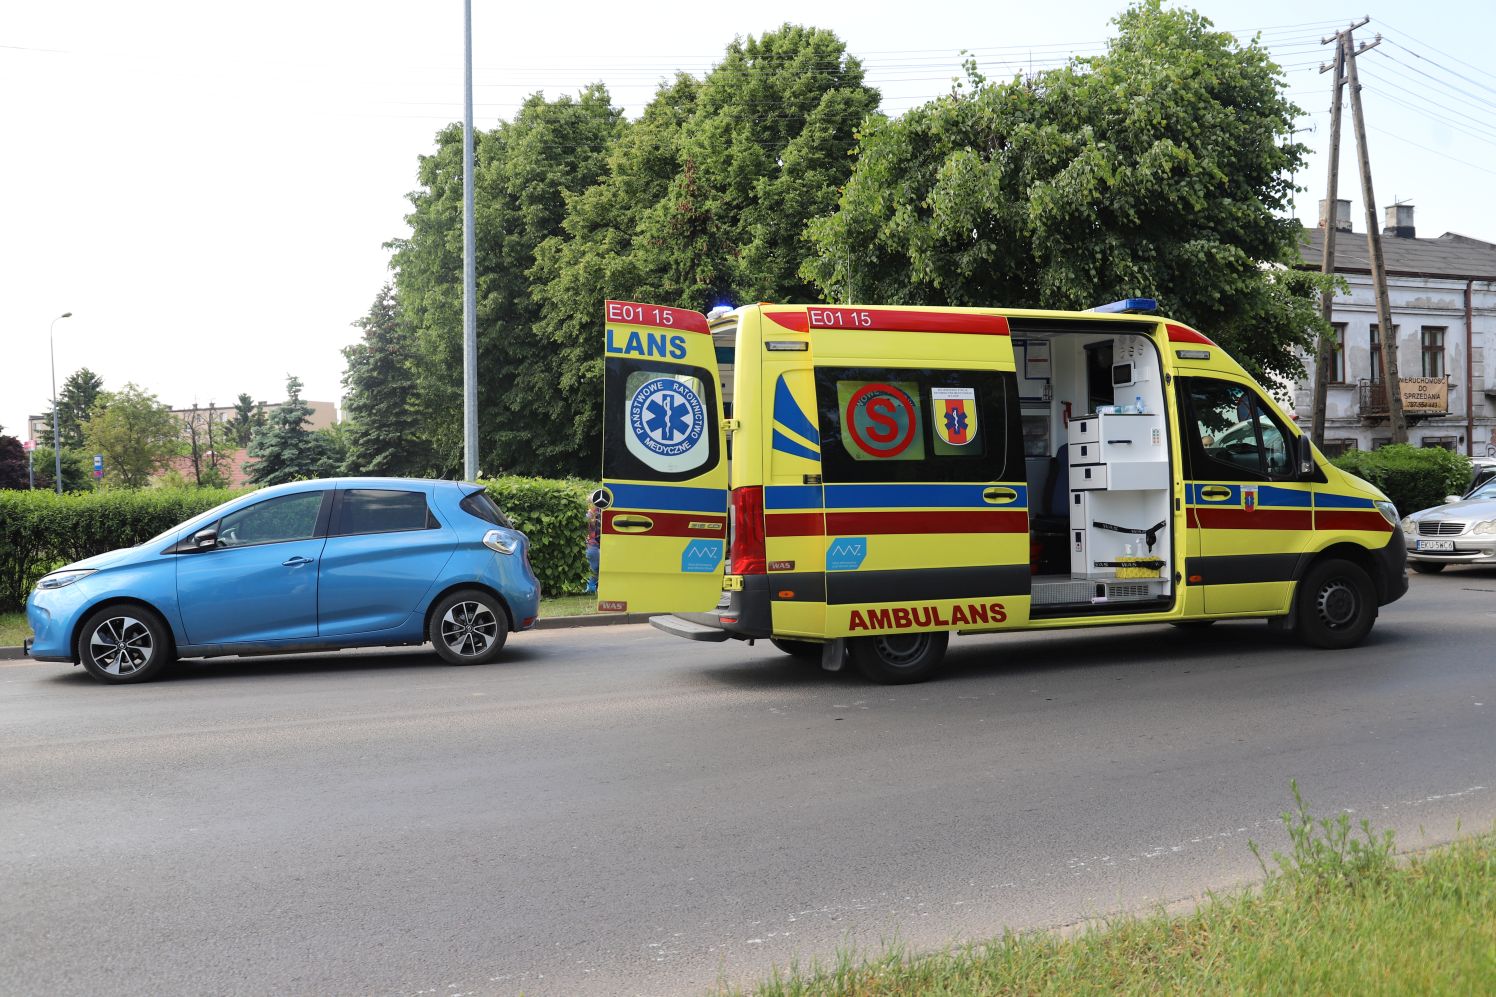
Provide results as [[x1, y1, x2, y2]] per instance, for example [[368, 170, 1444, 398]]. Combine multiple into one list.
[[282, 555, 314, 566]]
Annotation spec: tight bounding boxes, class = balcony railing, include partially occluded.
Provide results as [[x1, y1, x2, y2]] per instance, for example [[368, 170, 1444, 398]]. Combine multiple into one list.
[[1358, 376, 1450, 419]]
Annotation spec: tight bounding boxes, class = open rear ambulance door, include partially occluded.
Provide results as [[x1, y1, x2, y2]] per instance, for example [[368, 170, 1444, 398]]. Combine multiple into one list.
[[596, 300, 728, 614]]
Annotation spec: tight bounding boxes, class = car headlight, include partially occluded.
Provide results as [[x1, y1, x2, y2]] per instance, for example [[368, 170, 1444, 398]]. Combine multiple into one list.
[[482, 529, 518, 555], [1374, 500, 1399, 527], [1400, 516, 1415, 536], [36, 569, 96, 591], [1474, 520, 1496, 536]]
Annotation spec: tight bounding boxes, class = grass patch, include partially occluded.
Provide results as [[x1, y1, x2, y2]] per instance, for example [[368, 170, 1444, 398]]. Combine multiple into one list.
[[540, 594, 599, 618], [732, 784, 1496, 995], [0, 610, 29, 647]]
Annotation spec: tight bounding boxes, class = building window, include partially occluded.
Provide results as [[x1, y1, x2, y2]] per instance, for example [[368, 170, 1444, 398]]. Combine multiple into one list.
[[1368, 324, 1397, 382], [1328, 323, 1346, 382], [1321, 438, 1357, 458], [1371, 436, 1392, 450], [1421, 436, 1457, 451], [1421, 327, 1446, 378]]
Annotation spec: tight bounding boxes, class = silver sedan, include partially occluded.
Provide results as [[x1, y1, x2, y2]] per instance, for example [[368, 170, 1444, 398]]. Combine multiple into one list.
[[1402, 476, 1496, 573]]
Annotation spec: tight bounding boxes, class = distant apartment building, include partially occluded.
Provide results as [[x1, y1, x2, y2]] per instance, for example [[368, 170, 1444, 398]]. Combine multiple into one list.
[[26, 398, 337, 444], [1296, 199, 1496, 458]]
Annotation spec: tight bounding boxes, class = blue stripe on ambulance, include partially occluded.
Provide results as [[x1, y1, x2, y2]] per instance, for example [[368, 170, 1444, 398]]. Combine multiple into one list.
[[607, 482, 727, 514], [772, 376, 820, 446], [1313, 492, 1375, 508], [771, 430, 820, 463]]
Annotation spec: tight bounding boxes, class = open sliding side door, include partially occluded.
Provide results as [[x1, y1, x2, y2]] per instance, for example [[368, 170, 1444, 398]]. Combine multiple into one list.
[[596, 300, 728, 614]]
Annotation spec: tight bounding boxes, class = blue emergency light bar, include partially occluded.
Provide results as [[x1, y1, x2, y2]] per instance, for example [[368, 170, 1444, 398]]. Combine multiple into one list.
[[1090, 297, 1158, 314]]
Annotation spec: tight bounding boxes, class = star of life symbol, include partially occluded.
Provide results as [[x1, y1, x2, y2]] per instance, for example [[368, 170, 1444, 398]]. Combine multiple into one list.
[[944, 408, 968, 436], [628, 377, 707, 465]]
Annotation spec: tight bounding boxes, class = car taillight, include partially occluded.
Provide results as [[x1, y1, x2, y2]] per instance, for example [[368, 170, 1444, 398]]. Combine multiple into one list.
[[729, 485, 766, 575]]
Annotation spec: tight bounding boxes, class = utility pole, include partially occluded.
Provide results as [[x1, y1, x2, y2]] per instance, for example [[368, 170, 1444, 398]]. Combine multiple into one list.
[[461, 0, 479, 481], [1310, 25, 1352, 447], [1342, 29, 1408, 443]]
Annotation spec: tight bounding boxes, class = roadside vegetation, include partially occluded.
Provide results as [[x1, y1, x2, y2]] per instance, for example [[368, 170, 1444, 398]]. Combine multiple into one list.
[[733, 784, 1495, 996], [0, 611, 27, 647]]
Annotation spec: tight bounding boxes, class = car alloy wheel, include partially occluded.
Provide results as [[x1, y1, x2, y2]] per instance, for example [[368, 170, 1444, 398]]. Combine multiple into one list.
[[440, 601, 499, 658], [87, 615, 156, 677]]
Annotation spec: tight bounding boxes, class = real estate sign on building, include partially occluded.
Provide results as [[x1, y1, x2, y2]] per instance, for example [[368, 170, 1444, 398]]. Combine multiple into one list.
[[1400, 377, 1448, 415]]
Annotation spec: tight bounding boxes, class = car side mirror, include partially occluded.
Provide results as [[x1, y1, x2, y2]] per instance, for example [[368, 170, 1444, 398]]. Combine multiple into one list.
[[1446, 495, 1463, 504], [1296, 435, 1315, 479], [191, 527, 218, 549]]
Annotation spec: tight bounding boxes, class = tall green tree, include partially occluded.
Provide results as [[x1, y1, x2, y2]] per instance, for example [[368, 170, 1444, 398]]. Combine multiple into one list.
[[81, 384, 183, 489], [246, 376, 333, 485], [804, 1, 1328, 383], [42, 369, 106, 449], [392, 85, 626, 477], [528, 25, 880, 474], [226, 392, 266, 448], [0, 434, 27, 489], [340, 285, 424, 476]]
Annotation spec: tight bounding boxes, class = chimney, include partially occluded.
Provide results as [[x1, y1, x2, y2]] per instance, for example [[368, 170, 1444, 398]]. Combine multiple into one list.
[[1318, 198, 1352, 232], [1383, 202, 1415, 238]]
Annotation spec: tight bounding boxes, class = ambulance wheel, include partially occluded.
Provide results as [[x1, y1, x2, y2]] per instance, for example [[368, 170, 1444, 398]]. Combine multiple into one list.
[[770, 638, 820, 661], [1410, 562, 1446, 575], [1294, 558, 1376, 650], [850, 631, 949, 684]]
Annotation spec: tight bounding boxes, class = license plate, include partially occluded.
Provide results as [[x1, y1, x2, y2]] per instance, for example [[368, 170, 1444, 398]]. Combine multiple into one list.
[[1416, 540, 1454, 552]]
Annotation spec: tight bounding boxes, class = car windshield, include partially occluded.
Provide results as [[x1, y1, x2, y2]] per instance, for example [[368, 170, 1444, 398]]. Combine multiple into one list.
[[1468, 480, 1496, 501]]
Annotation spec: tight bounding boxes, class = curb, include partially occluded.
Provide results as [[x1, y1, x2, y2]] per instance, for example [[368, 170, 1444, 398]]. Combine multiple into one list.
[[0, 614, 651, 658], [533, 613, 653, 630]]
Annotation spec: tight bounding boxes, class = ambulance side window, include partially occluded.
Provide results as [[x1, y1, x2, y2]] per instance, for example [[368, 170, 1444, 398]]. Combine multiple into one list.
[[1180, 377, 1295, 482], [813, 367, 1021, 483], [603, 356, 721, 483]]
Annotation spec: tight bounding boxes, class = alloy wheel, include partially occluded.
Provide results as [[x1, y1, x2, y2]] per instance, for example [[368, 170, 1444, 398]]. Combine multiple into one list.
[[439, 601, 499, 658], [87, 616, 155, 676]]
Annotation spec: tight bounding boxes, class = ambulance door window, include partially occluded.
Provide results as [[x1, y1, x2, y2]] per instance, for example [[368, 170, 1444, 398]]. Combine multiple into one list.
[[603, 356, 722, 483], [1180, 378, 1294, 482]]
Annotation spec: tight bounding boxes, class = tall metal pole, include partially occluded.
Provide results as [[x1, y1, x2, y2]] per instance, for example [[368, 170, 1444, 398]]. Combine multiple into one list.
[[48, 311, 72, 494], [461, 0, 479, 481], [1310, 29, 1349, 448], [1342, 33, 1407, 443]]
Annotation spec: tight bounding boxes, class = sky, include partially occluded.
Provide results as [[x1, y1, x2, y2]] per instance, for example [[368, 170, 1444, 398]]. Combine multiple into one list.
[[6, 0, 1496, 442]]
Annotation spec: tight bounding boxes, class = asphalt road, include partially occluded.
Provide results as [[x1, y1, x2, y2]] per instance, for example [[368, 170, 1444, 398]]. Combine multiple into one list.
[[3, 569, 1495, 997]]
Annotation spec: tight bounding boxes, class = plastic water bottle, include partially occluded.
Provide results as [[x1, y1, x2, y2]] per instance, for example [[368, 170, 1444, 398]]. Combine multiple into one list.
[[1134, 394, 1145, 415]]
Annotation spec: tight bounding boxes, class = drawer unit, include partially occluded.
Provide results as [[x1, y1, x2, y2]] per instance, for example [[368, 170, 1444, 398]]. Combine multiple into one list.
[[1070, 463, 1108, 491], [1068, 417, 1101, 445], [1106, 460, 1168, 491]]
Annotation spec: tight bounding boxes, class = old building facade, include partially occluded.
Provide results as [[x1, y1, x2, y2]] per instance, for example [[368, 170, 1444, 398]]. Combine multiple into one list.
[[1296, 200, 1496, 458]]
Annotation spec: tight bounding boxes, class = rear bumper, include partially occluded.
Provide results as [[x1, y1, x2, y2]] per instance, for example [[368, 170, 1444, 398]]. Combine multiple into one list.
[[650, 575, 774, 643]]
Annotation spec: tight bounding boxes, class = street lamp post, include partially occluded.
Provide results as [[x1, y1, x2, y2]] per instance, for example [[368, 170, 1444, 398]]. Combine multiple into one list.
[[49, 312, 72, 494]]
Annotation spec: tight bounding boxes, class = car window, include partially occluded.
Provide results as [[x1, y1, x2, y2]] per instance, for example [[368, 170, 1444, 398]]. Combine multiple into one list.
[[335, 489, 435, 536], [1469, 480, 1496, 501], [217, 492, 324, 548], [1182, 378, 1295, 482], [460, 490, 512, 527]]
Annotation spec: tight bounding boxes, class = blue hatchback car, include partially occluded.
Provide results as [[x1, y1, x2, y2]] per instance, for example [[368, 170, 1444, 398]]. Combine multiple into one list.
[[25, 478, 541, 683]]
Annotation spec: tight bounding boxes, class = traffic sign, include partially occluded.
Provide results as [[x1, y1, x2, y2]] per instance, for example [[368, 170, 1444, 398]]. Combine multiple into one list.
[[93, 454, 104, 479], [22, 440, 35, 452]]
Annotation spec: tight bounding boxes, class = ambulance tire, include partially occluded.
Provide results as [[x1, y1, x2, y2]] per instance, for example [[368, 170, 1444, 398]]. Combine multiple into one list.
[[850, 631, 949, 684], [1294, 558, 1376, 650], [770, 638, 821, 661], [1410, 562, 1446, 574]]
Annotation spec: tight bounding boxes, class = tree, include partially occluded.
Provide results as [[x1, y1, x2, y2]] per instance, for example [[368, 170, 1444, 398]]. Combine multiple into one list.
[[246, 375, 334, 485], [81, 384, 183, 489], [527, 25, 879, 475], [182, 402, 229, 487], [803, 1, 1330, 384], [28, 445, 93, 492], [392, 85, 627, 477], [226, 393, 266, 448], [42, 369, 106, 449], [0, 435, 27, 489], [340, 285, 424, 476]]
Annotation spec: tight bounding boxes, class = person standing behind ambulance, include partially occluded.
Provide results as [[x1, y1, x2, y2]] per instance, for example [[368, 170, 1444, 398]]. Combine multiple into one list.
[[584, 502, 601, 594]]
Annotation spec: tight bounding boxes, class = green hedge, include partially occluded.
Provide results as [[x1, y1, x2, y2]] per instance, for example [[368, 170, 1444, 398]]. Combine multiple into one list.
[[0, 488, 242, 611], [480, 476, 594, 597], [1330, 445, 1471, 517]]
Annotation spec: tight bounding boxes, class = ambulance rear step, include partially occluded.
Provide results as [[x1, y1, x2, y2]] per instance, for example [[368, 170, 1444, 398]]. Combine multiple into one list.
[[650, 615, 732, 643], [1031, 575, 1169, 606]]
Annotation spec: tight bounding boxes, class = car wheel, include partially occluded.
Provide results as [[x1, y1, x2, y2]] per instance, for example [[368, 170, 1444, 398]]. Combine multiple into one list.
[[429, 589, 509, 665], [77, 605, 174, 684], [770, 638, 821, 661], [1294, 558, 1376, 650], [849, 631, 949, 684], [1410, 561, 1446, 575]]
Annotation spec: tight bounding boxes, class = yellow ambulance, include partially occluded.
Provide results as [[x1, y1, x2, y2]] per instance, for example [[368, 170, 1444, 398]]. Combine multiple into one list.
[[594, 298, 1407, 683]]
